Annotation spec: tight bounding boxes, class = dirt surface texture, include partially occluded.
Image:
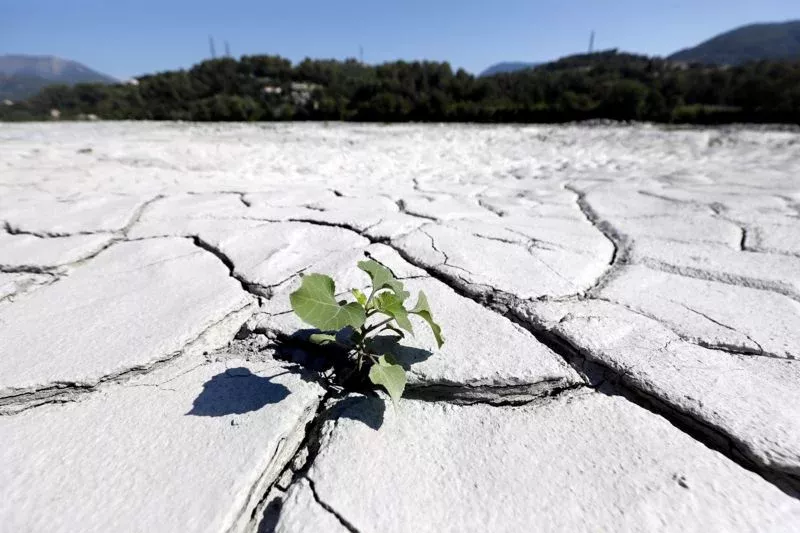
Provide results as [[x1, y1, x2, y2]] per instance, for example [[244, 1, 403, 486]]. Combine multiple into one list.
[[2, 122, 800, 532]]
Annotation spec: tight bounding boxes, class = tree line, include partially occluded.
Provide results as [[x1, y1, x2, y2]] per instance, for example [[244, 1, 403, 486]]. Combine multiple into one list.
[[2, 50, 799, 124]]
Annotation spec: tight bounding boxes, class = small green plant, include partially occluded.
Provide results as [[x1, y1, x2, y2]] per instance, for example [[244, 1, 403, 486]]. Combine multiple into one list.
[[289, 259, 443, 404]]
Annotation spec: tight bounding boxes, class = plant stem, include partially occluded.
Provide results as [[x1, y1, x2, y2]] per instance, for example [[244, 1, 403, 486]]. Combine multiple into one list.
[[365, 288, 377, 307], [355, 326, 369, 371], [363, 317, 393, 335]]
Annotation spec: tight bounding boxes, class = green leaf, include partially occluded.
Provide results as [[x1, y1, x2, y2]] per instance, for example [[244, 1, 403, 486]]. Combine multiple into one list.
[[351, 288, 368, 306], [409, 291, 444, 348], [308, 333, 337, 345], [358, 260, 410, 302], [373, 292, 414, 334], [289, 274, 366, 331], [368, 354, 406, 405]]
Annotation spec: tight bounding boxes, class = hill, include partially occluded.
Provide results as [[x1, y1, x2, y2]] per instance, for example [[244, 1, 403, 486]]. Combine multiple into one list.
[[480, 62, 541, 77], [669, 20, 800, 65], [0, 54, 116, 101]]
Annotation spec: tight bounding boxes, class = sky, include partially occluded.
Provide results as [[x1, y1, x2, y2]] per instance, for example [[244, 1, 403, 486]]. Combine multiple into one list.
[[2, 0, 799, 79]]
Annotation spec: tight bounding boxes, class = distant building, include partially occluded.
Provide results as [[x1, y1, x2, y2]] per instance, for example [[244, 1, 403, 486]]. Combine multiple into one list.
[[50, 109, 61, 119], [2, 99, 13, 106], [290, 82, 317, 92], [261, 81, 320, 105], [125, 78, 140, 86], [289, 82, 320, 106]]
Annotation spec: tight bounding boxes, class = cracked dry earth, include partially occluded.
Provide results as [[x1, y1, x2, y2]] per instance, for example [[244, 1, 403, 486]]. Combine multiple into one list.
[[2, 123, 800, 533]]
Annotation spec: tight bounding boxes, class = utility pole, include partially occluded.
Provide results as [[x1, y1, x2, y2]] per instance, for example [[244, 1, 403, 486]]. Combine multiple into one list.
[[225, 41, 231, 58], [589, 30, 595, 54], [209, 36, 217, 59], [359, 45, 364, 64]]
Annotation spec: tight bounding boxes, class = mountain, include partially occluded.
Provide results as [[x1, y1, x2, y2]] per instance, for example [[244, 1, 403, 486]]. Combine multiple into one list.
[[0, 74, 55, 101], [669, 20, 800, 65], [480, 62, 541, 77], [0, 54, 116, 101]]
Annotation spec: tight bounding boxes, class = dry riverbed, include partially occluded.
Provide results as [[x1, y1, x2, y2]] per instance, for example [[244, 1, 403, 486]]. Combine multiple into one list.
[[1, 122, 800, 532]]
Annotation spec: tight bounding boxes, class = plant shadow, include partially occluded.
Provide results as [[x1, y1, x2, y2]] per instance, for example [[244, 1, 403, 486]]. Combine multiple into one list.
[[331, 394, 387, 431], [367, 334, 433, 368], [188, 328, 429, 429], [187, 367, 291, 417], [271, 329, 433, 431], [275, 329, 433, 372]]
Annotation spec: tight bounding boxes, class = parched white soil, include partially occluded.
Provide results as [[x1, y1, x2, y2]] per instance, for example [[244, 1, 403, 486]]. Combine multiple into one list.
[[1, 122, 800, 532]]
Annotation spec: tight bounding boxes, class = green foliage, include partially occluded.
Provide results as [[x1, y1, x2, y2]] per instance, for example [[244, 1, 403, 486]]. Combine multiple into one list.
[[3, 50, 799, 124], [289, 260, 444, 404], [357, 260, 410, 302], [289, 274, 366, 331], [409, 292, 444, 349], [368, 355, 407, 406]]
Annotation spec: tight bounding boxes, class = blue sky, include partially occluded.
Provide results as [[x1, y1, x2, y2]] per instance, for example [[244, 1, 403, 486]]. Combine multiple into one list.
[[2, 0, 798, 79]]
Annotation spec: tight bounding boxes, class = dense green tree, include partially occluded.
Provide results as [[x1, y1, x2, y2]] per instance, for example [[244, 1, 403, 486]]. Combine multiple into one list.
[[2, 50, 798, 124], [602, 80, 649, 120]]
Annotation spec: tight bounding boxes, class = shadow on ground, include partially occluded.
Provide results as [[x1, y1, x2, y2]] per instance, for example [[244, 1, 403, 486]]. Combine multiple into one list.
[[331, 394, 387, 430], [276, 329, 433, 373], [188, 329, 429, 430], [187, 367, 290, 417], [368, 335, 433, 368]]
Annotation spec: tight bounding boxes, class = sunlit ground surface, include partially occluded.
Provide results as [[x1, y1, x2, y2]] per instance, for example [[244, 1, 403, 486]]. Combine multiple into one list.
[[1, 122, 799, 532]]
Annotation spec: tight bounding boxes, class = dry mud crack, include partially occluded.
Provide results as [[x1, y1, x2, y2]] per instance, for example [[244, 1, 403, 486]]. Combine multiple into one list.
[[1, 122, 800, 532]]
